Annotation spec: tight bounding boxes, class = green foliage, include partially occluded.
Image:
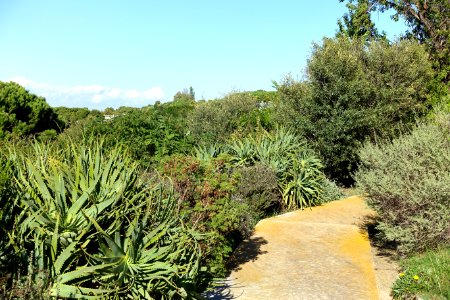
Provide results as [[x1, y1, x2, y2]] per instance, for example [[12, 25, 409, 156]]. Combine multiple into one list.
[[337, 0, 385, 40], [68, 101, 195, 167], [392, 247, 450, 300], [174, 86, 196, 102], [3, 140, 204, 299], [275, 37, 433, 185], [234, 163, 281, 223], [225, 128, 339, 209], [355, 111, 450, 254], [281, 153, 325, 210], [159, 154, 248, 276], [53, 107, 91, 127], [188, 92, 273, 145], [347, 0, 450, 86], [0, 150, 22, 279], [0, 82, 63, 139], [319, 178, 345, 203]]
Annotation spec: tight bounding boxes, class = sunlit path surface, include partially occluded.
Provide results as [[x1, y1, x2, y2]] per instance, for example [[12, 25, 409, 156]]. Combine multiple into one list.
[[206, 196, 391, 300]]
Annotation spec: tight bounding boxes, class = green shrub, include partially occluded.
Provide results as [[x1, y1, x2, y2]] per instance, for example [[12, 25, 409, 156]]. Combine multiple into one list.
[[60, 101, 194, 168], [159, 154, 249, 277], [392, 247, 450, 300], [188, 92, 272, 145], [275, 37, 434, 185], [233, 163, 281, 224], [355, 112, 450, 254], [319, 178, 344, 203], [225, 128, 338, 209], [0, 81, 63, 139]]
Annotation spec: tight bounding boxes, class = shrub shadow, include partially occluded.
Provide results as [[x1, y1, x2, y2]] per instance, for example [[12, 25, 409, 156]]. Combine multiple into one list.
[[203, 236, 268, 299], [226, 236, 268, 272], [358, 214, 398, 257]]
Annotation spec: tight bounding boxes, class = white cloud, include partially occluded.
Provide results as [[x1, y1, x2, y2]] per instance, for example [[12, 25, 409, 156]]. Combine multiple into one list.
[[6, 76, 165, 110]]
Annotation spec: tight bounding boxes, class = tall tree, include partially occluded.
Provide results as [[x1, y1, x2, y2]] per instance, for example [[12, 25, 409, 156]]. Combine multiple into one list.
[[0, 81, 63, 139], [275, 37, 433, 185], [337, 0, 384, 39], [342, 0, 449, 85]]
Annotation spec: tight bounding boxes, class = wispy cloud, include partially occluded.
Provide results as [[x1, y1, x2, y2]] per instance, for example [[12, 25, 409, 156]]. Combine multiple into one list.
[[7, 77, 165, 110]]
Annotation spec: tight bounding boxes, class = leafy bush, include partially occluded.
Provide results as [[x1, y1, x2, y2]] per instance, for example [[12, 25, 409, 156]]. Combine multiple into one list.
[[392, 247, 450, 300], [60, 101, 194, 168], [319, 178, 344, 203], [159, 154, 249, 276], [275, 37, 434, 185], [355, 112, 450, 254], [188, 92, 272, 145], [4, 140, 204, 299], [0, 81, 63, 139], [233, 163, 281, 224], [225, 128, 339, 209]]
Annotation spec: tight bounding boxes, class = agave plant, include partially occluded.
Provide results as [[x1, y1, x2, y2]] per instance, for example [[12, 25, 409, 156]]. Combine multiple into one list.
[[253, 128, 305, 175], [11, 140, 140, 275]]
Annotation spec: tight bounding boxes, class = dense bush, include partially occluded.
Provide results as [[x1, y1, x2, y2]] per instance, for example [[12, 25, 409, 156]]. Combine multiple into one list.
[[188, 92, 272, 145], [225, 128, 342, 209], [159, 154, 250, 277], [0, 82, 63, 139], [275, 37, 434, 185], [355, 112, 450, 254], [63, 101, 195, 167], [233, 163, 281, 222]]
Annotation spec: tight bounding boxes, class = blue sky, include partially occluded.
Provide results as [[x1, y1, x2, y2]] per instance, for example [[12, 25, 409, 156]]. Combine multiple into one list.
[[0, 1, 407, 109]]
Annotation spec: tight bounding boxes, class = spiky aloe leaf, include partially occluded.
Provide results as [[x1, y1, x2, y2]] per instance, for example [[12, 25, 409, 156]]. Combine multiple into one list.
[[51, 283, 110, 299], [53, 241, 77, 276]]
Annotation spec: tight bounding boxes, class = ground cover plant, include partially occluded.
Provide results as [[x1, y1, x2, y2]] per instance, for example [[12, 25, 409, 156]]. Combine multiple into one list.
[[392, 247, 450, 300]]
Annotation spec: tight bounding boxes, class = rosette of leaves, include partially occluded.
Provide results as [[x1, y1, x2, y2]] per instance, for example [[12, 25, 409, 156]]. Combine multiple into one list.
[[281, 152, 325, 210], [8, 140, 204, 299]]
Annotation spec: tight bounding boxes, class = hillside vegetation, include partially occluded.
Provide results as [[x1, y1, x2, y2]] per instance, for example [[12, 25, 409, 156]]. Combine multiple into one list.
[[1, 1, 449, 298]]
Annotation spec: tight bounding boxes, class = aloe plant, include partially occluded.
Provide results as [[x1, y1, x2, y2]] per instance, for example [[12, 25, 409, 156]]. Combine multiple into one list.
[[281, 153, 324, 210], [7, 139, 204, 299], [194, 144, 222, 161], [224, 128, 329, 210]]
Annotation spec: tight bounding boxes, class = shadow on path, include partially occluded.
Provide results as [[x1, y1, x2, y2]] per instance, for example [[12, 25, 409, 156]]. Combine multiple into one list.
[[203, 236, 268, 299], [226, 236, 268, 272]]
